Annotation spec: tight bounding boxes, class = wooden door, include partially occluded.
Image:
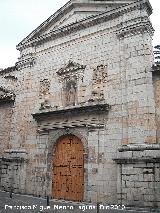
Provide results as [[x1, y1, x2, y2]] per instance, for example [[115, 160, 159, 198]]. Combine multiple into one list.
[[52, 135, 84, 202]]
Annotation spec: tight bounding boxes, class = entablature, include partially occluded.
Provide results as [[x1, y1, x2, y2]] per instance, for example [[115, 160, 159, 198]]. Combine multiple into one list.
[[0, 66, 17, 76], [32, 101, 110, 131], [0, 87, 15, 103]]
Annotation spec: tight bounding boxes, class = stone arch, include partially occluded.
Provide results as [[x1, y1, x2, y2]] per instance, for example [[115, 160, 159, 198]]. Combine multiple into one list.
[[46, 128, 88, 199], [47, 128, 88, 167]]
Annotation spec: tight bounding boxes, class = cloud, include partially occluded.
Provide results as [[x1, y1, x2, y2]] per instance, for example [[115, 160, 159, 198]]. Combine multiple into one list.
[[0, 47, 19, 68]]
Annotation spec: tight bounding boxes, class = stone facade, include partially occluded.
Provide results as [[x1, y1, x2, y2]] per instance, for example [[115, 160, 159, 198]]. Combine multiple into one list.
[[0, 0, 160, 209]]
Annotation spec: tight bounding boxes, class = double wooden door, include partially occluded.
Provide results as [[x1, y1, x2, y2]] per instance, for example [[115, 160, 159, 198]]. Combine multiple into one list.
[[52, 135, 84, 201]]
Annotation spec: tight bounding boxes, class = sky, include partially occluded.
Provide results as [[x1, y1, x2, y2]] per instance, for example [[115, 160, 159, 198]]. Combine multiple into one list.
[[0, 0, 159, 69]]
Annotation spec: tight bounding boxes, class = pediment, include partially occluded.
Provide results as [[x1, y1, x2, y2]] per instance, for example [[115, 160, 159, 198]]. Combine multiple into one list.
[[17, 0, 138, 50], [57, 60, 86, 76], [0, 87, 15, 102]]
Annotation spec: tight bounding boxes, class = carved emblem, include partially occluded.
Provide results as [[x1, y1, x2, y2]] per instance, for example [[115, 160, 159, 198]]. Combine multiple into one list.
[[57, 61, 86, 106], [92, 64, 107, 85], [91, 64, 107, 101], [39, 79, 50, 97]]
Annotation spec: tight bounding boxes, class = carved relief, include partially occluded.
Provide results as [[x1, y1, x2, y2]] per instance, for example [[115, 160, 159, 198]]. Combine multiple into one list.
[[91, 64, 107, 101], [39, 79, 50, 97], [40, 99, 51, 110], [92, 64, 107, 85], [65, 80, 77, 106], [39, 79, 51, 110], [57, 61, 86, 106]]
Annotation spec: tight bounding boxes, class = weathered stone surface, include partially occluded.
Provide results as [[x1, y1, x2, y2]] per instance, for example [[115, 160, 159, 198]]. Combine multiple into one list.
[[0, 0, 159, 209]]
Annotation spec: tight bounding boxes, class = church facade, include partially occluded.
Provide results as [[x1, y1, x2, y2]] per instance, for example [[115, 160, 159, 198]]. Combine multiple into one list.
[[0, 0, 160, 208]]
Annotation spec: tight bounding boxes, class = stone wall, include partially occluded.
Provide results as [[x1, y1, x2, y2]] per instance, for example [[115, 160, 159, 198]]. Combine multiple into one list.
[[0, 0, 158, 208], [0, 102, 13, 156], [115, 146, 160, 208], [0, 150, 27, 194], [153, 68, 160, 143]]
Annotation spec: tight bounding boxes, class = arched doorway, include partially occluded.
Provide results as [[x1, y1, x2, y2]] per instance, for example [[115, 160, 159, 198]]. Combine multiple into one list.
[[52, 135, 84, 202]]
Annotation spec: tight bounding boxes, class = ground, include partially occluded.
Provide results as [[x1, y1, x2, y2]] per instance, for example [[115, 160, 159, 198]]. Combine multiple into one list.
[[0, 191, 159, 213]]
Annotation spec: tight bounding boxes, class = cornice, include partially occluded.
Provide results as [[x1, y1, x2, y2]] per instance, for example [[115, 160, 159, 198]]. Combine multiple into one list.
[[2, 149, 28, 162], [0, 87, 15, 103], [0, 66, 17, 76], [16, 0, 74, 50], [118, 144, 160, 152], [15, 53, 36, 70], [116, 17, 154, 39], [32, 102, 110, 122], [16, 0, 153, 51], [113, 157, 160, 164], [0, 54, 36, 72], [16, 0, 138, 51]]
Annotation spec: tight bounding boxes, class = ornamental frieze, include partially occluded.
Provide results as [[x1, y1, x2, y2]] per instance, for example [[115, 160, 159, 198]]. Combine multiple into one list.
[[116, 19, 154, 39]]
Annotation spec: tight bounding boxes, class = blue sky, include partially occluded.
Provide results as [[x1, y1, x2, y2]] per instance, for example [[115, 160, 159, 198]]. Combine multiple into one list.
[[0, 0, 159, 68]]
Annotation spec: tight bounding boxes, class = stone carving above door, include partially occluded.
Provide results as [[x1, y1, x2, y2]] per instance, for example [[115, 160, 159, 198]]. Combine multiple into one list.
[[57, 61, 86, 106]]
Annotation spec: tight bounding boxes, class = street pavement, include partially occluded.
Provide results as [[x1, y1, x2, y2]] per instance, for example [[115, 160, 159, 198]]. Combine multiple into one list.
[[0, 191, 159, 213]]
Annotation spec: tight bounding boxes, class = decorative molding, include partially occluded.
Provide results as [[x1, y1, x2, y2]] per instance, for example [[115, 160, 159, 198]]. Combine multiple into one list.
[[118, 144, 160, 152], [113, 157, 160, 164], [37, 123, 105, 132], [33, 102, 109, 132], [116, 18, 154, 39], [2, 149, 28, 162], [4, 75, 18, 81], [16, 0, 152, 50], [0, 87, 15, 102], [57, 60, 86, 82], [0, 66, 17, 76], [15, 53, 36, 70], [32, 102, 110, 121]]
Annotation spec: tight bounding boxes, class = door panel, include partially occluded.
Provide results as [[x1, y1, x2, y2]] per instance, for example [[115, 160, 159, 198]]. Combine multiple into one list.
[[52, 135, 84, 201]]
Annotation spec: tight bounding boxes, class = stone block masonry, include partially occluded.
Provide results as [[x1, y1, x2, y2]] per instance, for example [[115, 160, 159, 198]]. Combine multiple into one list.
[[0, 0, 159, 209], [115, 145, 160, 208]]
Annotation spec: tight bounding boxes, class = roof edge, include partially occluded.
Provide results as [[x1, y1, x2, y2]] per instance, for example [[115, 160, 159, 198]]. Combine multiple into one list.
[[16, 0, 153, 51]]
